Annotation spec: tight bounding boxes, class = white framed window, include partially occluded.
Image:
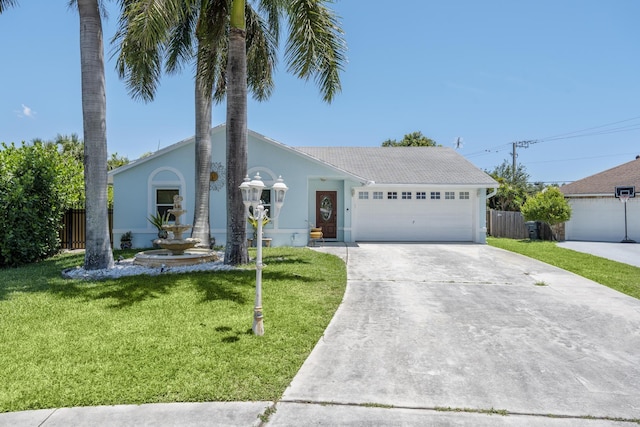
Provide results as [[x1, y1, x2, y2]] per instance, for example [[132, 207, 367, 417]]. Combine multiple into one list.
[[373, 191, 383, 200], [387, 191, 398, 200], [249, 189, 272, 219], [358, 191, 369, 200], [459, 191, 470, 199], [430, 191, 441, 200], [416, 192, 426, 200], [445, 191, 455, 200], [402, 191, 412, 200], [156, 189, 180, 220]]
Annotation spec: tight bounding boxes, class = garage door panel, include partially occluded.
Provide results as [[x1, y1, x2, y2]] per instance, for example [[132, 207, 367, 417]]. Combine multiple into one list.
[[567, 198, 639, 242], [354, 198, 473, 241]]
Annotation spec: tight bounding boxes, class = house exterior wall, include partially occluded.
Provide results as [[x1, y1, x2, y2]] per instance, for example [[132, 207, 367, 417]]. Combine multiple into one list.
[[111, 126, 493, 249], [209, 130, 356, 247], [112, 142, 194, 248], [566, 197, 639, 242]]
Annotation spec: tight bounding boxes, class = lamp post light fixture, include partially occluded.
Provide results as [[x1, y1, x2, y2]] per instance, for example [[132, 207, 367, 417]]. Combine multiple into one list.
[[239, 173, 288, 336]]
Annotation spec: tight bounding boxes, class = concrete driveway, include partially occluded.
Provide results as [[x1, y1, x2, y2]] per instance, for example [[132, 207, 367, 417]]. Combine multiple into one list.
[[270, 243, 640, 426], [557, 241, 640, 268]]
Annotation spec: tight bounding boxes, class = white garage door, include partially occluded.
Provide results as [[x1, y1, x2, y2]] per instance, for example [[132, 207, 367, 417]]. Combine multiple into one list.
[[567, 197, 639, 242], [353, 189, 473, 241]]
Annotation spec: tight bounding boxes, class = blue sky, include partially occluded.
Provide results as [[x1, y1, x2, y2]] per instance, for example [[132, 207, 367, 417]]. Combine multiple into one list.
[[1, 1, 639, 184]]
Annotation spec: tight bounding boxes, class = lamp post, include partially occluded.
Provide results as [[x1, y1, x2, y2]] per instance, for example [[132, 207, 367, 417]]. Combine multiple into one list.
[[239, 173, 288, 336]]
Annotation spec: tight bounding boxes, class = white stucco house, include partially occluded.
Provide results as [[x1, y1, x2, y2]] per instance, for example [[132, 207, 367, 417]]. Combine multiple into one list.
[[109, 125, 498, 248], [560, 156, 640, 242]]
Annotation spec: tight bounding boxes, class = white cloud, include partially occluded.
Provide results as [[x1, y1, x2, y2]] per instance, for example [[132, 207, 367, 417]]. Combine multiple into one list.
[[17, 104, 36, 118]]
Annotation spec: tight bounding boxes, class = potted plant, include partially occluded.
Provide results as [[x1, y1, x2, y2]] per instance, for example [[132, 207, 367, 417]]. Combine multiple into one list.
[[309, 224, 323, 240], [148, 211, 170, 239], [120, 231, 133, 250]]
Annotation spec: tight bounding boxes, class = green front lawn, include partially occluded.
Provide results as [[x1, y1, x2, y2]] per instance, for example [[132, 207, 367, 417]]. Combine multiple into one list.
[[488, 237, 640, 300], [0, 248, 346, 413]]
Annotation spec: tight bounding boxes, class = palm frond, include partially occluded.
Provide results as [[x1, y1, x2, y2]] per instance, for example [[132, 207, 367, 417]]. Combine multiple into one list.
[[285, 0, 347, 103], [246, 2, 279, 101], [111, 0, 189, 101], [0, 0, 19, 13]]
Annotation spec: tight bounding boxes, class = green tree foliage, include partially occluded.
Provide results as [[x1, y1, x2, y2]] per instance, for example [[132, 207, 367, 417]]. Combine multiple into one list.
[[108, 152, 130, 170], [487, 160, 531, 211], [44, 134, 128, 205], [382, 131, 438, 147], [0, 142, 83, 267], [521, 187, 572, 241]]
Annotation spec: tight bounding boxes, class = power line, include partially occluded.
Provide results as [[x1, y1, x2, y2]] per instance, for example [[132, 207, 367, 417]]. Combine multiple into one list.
[[536, 115, 640, 142], [526, 152, 639, 165], [465, 114, 640, 159]]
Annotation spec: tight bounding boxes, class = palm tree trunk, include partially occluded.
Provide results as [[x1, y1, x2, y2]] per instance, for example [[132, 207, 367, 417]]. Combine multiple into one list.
[[224, 0, 248, 265], [78, 0, 114, 270], [191, 55, 212, 247]]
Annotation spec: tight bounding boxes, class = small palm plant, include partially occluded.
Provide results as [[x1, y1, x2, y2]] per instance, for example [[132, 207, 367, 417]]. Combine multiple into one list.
[[247, 213, 270, 244], [148, 211, 170, 238]]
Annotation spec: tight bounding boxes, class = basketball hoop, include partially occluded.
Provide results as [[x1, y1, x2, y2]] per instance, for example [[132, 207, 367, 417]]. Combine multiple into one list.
[[615, 186, 636, 243], [615, 185, 635, 200]]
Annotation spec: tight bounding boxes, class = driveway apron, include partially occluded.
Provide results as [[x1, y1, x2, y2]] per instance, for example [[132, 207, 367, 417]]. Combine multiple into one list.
[[275, 243, 640, 424]]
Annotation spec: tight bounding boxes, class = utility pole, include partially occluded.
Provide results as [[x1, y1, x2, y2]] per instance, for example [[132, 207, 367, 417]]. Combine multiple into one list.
[[511, 140, 535, 183]]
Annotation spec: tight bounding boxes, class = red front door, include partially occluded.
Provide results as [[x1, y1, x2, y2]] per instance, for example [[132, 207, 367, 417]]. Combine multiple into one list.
[[316, 191, 337, 239]]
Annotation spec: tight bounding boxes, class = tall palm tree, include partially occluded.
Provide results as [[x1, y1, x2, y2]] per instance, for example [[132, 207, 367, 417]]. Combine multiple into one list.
[[114, 0, 276, 248], [1, 0, 114, 269], [78, 0, 115, 270], [223, 0, 250, 265], [223, 0, 346, 265]]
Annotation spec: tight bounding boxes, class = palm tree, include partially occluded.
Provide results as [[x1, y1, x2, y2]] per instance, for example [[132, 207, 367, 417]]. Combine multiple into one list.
[[78, 0, 115, 270], [1, 0, 114, 270], [223, 0, 346, 265], [223, 0, 250, 265], [114, 0, 276, 249]]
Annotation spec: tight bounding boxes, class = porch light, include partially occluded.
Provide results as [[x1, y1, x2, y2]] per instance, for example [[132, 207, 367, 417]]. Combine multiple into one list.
[[238, 172, 288, 336], [272, 176, 288, 213], [249, 173, 265, 207], [239, 175, 252, 208]]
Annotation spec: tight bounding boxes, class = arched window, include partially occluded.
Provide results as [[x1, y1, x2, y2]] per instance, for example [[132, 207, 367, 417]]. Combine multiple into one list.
[[147, 167, 186, 224]]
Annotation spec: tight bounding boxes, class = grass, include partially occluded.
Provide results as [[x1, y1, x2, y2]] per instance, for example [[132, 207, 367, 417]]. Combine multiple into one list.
[[488, 237, 640, 299], [0, 247, 346, 413]]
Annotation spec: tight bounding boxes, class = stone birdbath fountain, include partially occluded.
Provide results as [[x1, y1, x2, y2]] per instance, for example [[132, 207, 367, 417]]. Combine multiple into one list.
[[134, 195, 217, 267]]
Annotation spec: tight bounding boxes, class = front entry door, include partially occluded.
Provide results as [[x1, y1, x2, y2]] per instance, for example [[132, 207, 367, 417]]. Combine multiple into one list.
[[316, 191, 337, 239]]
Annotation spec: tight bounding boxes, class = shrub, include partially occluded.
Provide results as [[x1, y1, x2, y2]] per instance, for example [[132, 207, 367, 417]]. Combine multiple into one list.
[[521, 187, 572, 241], [0, 141, 82, 267]]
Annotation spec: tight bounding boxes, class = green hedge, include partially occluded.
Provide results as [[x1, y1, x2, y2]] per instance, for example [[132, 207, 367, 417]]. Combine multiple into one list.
[[0, 142, 82, 267]]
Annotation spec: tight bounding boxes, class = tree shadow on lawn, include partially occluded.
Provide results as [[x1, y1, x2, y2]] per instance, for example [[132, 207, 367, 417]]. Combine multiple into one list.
[[66, 271, 256, 309], [0, 249, 328, 305], [0, 264, 255, 310]]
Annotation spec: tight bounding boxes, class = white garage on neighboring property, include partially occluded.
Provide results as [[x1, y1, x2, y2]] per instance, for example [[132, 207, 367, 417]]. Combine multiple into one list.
[[560, 156, 640, 242], [109, 125, 498, 248]]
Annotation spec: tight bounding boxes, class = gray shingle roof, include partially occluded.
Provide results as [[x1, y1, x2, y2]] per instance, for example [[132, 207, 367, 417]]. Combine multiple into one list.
[[560, 157, 640, 196], [294, 146, 497, 186]]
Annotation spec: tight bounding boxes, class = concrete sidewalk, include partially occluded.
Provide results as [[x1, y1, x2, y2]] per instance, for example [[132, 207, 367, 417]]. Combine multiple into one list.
[[2, 243, 639, 426]]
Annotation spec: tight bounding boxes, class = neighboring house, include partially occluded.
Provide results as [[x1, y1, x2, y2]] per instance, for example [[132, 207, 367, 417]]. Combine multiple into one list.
[[108, 125, 498, 248], [560, 156, 640, 242]]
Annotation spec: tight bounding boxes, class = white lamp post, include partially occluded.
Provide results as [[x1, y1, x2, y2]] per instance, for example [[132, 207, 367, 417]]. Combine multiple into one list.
[[239, 173, 288, 336]]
